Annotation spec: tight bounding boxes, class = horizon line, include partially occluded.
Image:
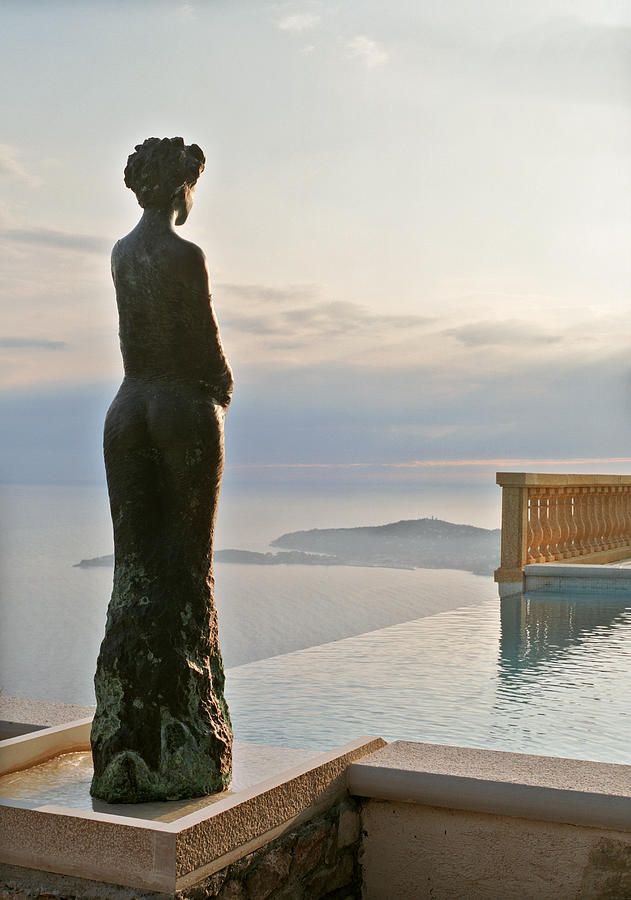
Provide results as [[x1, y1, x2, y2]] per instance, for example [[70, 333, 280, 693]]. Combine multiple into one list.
[[226, 457, 631, 470]]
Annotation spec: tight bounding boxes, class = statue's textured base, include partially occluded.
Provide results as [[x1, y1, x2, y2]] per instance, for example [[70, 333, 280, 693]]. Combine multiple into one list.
[[90, 551, 232, 803]]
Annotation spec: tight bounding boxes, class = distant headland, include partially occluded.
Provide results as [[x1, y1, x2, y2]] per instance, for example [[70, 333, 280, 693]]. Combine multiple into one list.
[[75, 517, 500, 576]]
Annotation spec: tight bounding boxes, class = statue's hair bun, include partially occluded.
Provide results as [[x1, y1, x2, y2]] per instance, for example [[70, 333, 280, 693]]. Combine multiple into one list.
[[124, 137, 206, 209]]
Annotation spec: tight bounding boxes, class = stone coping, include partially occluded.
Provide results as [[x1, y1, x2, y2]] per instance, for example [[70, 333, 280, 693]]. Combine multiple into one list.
[[496, 472, 631, 487], [0, 717, 93, 777], [525, 563, 631, 579], [347, 741, 631, 832], [0, 717, 384, 893]]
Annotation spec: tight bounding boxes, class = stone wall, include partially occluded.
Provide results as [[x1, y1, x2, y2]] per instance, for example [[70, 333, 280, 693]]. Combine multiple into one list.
[[0, 797, 362, 900], [178, 796, 362, 900]]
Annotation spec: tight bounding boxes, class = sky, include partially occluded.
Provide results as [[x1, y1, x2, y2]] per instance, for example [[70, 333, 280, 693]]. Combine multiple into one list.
[[1, 0, 630, 487]]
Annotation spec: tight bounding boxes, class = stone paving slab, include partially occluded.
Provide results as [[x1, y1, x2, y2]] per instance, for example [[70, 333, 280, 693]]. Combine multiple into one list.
[[0, 697, 95, 728]]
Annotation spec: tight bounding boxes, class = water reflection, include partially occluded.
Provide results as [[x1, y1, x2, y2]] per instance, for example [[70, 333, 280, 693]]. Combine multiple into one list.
[[499, 592, 631, 677], [224, 590, 631, 764], [492, 591, 631, 761]]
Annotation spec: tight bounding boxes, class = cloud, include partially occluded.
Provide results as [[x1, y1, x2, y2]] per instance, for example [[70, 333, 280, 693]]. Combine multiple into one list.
[[214, 283, 627, 380], [0, 144, 38, 186], [277, 13, 320, 32], [278, 300, 428, 336], [216, 282, 432, 361], [347, 35, 388, 68], [219, 283, 319, 305], [443, 319, 561, 348], [0, 337, 66, 350], [180, 1, 195, 18], [2, 228, 110, 255]]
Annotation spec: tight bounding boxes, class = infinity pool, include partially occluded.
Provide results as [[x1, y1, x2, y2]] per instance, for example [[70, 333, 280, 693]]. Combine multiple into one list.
[[226, 591, 631, 764]]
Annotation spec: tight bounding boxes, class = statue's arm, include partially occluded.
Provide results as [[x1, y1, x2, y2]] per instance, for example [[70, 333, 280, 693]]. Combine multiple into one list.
[[110, 241, 120, 283], [186, 244, 234, 407]]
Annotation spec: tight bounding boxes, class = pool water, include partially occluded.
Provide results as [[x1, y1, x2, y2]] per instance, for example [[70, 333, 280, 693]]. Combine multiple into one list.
[[0, 744, 316, 818], [226, 591, 631, 765]]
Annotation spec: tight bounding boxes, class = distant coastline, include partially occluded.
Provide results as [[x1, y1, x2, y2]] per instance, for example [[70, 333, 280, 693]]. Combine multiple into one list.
[[73, 549, 412, 570], [74, 517, 500, 576]]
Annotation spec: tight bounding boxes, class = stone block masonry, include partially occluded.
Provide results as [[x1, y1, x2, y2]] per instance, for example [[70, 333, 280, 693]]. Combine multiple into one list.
[[176, 797, 361, 899]]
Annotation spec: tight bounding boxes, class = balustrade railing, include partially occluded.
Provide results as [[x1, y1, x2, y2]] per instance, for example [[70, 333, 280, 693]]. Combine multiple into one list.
[[494, 473, 631, 587]]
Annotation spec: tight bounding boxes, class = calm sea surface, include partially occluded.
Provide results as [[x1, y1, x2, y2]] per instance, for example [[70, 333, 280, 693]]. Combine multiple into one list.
[[2, 483, 630, 764]]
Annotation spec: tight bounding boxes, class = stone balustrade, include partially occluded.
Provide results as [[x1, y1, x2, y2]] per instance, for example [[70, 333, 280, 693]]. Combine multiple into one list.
[[494, 473, 631, 588]]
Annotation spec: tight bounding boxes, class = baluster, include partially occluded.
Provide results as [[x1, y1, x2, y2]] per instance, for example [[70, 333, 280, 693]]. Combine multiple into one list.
[[528, 491, 542, 562], [610, 487, 618, 548], [593, 489, 605, 553], [618, 487, 628, 547], [601, 488, 611, 551], [583, 488, 597, 553], [623, 487, 631, 547], [601, 487, 613, 550], [526, 496, 535, 564], [599, 487, 609, 550], [549, 488, 563, 559], [553, 488, 569, 559], [574, 488, 588, 554], [608, 488, 618, 549], [540, 492, 555, 562], [612, 487, 624, 549], [609, 485, 620, 550], [529, 491, 539, 561], [566, 491, 579, 557], [589, 488, 598, 552], [566, 489, 577, 557], [557, 488, 572, 558], [545, 488, 556, 562]]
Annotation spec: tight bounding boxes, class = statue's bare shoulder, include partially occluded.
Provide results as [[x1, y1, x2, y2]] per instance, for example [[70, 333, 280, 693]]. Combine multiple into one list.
[[170, 235, 211, 293], [112, 232, 210, 294], [173, 234, 208, 269]]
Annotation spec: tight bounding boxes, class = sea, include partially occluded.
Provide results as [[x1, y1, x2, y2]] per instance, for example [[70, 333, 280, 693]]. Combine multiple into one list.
[[2, 481, 631, 764], [0, 480, 500, 704]]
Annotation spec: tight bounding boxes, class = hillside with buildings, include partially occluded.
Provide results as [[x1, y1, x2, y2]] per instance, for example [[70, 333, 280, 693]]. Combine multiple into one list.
[[271, 518, 500, 575]]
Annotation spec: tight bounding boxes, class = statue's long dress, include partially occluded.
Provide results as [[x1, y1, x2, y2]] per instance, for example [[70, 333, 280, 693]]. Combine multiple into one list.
[[90, 229, 233, 803]]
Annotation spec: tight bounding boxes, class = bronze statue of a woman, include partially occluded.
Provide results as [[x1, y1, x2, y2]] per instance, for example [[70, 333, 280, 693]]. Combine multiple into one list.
[[90, 138, 233, 803]]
